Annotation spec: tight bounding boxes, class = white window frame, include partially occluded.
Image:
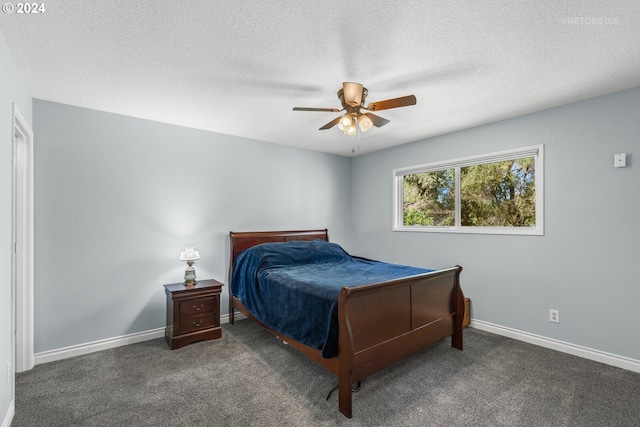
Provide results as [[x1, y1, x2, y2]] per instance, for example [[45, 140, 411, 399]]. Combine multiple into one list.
[[393, 145, 544, 235]]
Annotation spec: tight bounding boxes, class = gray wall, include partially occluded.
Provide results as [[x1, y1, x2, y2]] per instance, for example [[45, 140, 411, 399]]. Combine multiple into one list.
[[352, 87, 640, 360], [0, 31, 32, 422], [33, 100, 354, 353]]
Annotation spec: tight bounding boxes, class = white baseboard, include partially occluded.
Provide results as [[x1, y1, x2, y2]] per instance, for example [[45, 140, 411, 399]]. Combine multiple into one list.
[[1, 400, 14, 427], [31, 313, 640, 375], [228, 312, 247, 322], [34, 328, 166, 365], [471, 319, 640, 374], [34, 312, 248, 365]]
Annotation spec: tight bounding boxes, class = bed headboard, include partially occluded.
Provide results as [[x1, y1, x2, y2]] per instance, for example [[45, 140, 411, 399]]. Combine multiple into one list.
[[229, 229, 329, 269]]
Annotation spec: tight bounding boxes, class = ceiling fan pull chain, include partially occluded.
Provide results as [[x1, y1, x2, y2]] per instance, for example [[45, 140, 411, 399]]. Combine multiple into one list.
[[353, 117, 362, 153]]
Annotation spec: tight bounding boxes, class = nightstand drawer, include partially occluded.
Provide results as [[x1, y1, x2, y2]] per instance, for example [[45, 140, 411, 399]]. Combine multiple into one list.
[[180, 313, 215, 334], [179, 297, 216, 316]]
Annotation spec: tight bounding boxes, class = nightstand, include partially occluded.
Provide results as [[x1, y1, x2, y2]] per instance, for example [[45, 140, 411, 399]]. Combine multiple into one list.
[[164, 279, 223, 350]]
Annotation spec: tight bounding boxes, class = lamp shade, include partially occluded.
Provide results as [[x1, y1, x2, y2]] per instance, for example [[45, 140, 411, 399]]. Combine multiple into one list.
[[179, 247, 200, 261], [344, 123, 357, 136], [358, 114, 373, 132], [337, 114, 354, 131]]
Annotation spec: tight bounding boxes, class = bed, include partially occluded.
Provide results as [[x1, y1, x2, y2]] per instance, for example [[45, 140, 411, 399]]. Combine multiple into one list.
[[228, 229, 464, 418]]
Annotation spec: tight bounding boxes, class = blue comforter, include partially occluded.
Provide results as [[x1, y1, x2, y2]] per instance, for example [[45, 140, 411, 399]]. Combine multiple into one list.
[[231, 240, 432, 358]]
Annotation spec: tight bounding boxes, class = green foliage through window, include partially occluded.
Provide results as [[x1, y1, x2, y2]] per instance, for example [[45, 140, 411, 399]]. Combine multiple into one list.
[[396, 146, 543, 235], [460, 158, 535, 227], [403, 169, 455, 226]]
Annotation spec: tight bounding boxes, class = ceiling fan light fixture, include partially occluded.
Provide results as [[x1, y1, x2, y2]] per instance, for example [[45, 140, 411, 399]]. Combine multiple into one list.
[[337, 114, 354, 131], [343, 82, 363, 106], [292, 82, 416, 137], [343, 123, 357, 136], [358, 114, 373, 132]]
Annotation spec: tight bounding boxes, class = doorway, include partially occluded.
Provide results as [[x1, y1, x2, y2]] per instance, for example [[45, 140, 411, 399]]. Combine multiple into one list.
[[11, 104, 34, 374]]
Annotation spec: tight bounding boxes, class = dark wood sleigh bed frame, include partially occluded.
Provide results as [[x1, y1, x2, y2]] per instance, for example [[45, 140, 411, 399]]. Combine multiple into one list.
[[228, 229, 464, 418]]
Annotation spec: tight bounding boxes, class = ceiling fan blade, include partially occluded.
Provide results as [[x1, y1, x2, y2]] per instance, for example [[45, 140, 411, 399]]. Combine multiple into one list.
[[293, 107, 341, 112], [363, 112, 390, 128], [366, 95, 417, 112], [319, 116, 342, 130]]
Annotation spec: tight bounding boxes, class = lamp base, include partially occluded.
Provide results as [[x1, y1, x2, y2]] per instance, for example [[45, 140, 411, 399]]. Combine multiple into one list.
[[184, 265, 197, 287]]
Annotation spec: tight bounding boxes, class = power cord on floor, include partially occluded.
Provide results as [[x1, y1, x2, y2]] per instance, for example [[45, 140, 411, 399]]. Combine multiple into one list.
[[326, 381, 362, 401]]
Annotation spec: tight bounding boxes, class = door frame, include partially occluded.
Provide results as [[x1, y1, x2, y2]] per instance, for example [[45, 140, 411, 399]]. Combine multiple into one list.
[[11, 103, 34, 374]]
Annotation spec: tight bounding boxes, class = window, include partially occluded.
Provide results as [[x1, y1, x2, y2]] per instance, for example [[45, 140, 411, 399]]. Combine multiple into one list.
[[394, 145, 543, 235]]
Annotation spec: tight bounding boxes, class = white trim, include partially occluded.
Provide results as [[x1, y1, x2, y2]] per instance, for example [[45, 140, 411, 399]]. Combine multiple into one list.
[[395, 145, 542, 175], [1, 400, 14, 427], [12, 103, 35, 374], [34, 312, 247, 365], [34, 328, 166, 365], [471, 319, 640, 374], [29, 312, 640, 375], [228, 312, 247, 323], [393, 224, 543, 236]]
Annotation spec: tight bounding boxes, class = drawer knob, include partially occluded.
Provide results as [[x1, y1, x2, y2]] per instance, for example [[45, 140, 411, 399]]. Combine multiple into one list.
[[193, 321, 203, 327]]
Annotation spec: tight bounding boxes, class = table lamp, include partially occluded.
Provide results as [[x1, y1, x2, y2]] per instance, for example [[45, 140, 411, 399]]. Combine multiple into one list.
[[180, 247, 200, 287]]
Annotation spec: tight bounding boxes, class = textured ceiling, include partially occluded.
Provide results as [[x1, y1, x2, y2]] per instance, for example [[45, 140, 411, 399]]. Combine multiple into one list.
[[1, 1, 640, 156]]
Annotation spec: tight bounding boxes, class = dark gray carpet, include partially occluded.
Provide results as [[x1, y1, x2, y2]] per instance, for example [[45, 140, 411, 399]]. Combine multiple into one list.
[[12, 321, 640, 426]]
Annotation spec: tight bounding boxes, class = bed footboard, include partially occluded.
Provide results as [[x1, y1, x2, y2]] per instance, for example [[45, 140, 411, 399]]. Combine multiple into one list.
[[336, 265, 464, 418]]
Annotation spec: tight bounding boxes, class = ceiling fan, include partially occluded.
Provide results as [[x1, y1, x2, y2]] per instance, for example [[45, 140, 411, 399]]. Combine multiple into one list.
[[293, 82, 417, 135]]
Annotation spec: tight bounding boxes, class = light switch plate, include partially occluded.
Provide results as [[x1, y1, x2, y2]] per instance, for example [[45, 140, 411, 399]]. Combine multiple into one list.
[[614, 153, 626, 168]]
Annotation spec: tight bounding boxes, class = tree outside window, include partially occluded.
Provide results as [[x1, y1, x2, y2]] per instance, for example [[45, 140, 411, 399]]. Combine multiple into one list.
[[395, 145, 543, 235]]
